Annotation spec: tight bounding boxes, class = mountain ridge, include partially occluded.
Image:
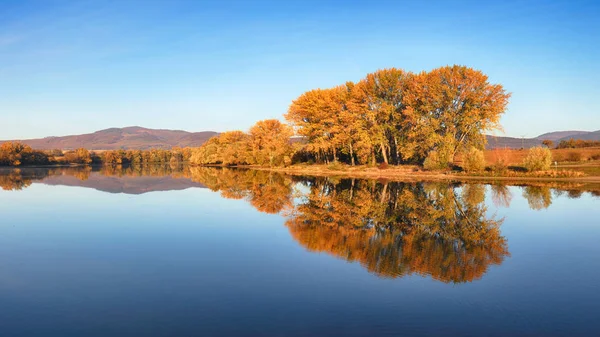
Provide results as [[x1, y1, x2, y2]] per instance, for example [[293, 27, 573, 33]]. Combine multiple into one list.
[[1, 126, 219, 150], [486, 129, 600, 149]]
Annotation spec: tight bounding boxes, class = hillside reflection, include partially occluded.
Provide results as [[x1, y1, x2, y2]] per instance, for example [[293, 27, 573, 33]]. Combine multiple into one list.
[[2, 166, 599, 283]]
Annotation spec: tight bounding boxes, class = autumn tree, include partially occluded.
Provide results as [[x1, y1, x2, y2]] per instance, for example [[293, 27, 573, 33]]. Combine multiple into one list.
[[0, 142, 45, 166], [64, 148, 92, 164], [522, 146, 552, 171], [348, 68, 411, 164], [285, 87, 347, 163], [249, 119, 294, 167], [541, 139, 554, 148], [402, 65, 510, 164]]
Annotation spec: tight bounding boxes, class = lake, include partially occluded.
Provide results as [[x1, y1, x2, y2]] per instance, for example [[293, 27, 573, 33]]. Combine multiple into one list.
[[1, 166, 599, 337]]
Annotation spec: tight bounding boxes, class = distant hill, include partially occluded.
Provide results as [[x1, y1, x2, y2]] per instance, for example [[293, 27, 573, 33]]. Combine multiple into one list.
[[487, 130, 600, 149], [535, 131, 590, 141], [569, 130, 600, 141], [485, 136, 542, 149], [1, 127, 219, 150]]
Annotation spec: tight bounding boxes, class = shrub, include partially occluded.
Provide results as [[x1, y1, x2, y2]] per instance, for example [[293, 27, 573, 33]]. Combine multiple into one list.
[[489, 149, 509, 174], [522, 147, 552, 172], [327, 161, 343, 171], [591, 153, 600, 161], [423, 150, 449, 170], [377, 162, 389, 170], [462, 147, 486, 173]]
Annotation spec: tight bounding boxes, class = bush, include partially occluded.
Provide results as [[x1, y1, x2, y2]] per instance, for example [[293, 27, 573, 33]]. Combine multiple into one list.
[[522, 147, 552, 172], [423, 150, 449, 170], [327, 161, 343, 171], [591, 153, 600, 161], [489, 149, 509, 174], [462, 147, 486, 173], [567, 152, 582, 162], [377, 162, 389, 170]]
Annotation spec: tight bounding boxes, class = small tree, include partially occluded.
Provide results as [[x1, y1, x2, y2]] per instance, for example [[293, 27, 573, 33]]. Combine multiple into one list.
[[541, 139, 554, 148], [423, 150, 446, 170], [462, 147, 486, 173], [522, 147, 552, 172]]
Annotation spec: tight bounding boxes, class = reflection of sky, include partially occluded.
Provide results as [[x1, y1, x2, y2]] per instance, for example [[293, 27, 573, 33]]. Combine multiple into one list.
[[0, 184, 599, 336]]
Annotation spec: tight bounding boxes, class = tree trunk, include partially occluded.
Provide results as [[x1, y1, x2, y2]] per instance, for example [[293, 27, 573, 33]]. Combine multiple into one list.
[[380, 182, 388, 203], [349, 142, 355, 166], [380, 143, 389, 164], [371, 147, 376, 166], [394, 136, 400, 164]]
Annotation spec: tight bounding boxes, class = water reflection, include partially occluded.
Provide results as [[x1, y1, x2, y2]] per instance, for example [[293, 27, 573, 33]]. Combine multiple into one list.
[[2, 166, 599, 283], [285, 179, 508, 283], [0, 166, 205, 194]]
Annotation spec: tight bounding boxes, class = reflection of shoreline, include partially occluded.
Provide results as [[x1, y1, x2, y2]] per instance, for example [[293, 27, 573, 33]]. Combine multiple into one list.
[[0, 167, 206, 194], [41, 174, 206, 194], [246, 165, 600, 185]]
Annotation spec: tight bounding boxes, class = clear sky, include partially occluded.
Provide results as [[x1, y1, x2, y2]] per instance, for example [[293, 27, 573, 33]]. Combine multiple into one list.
[[1, 0, 599, 139]]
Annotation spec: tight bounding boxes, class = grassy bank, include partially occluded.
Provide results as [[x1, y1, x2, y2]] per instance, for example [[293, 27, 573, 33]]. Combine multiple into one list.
[[246, 161, 600, 185]]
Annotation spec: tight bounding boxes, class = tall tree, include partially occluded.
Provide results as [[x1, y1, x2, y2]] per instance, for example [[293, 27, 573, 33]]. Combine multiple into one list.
[[249, 119, 294, 167], [349, 68, 412, 164], [403, 65, 510, 163]]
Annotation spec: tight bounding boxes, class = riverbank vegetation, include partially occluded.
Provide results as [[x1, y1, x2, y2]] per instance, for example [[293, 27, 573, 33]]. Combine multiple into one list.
[[189, 65, 510, 169], [0, 141, 193, 167]]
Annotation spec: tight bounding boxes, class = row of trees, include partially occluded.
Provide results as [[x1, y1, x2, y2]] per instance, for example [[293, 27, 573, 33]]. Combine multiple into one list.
[[100, 147, 192, 166], [0, 141, 194, 167], [286, 65, 510, 166], [554, 139, 600, 149], [189, 119, 294, 167], [0, 142, 52, 166], [188, 65, 510, 168]]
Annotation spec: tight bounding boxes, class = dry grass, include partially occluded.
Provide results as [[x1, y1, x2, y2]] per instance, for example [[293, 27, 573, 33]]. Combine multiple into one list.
[[479, 147, 600, 165], [248, 162, 600, 184]]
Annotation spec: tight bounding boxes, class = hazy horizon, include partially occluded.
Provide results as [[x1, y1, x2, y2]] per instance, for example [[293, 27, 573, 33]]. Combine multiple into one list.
[[1, 0, 599, 139]]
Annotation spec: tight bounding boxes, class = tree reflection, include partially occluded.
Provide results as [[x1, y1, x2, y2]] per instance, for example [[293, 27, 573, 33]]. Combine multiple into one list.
[[522, 186, 552, 210], [285, 179, 508, 283], [491, 184, 513, 208], [187, 167, 294, 214], [182, 170, 511, 283]]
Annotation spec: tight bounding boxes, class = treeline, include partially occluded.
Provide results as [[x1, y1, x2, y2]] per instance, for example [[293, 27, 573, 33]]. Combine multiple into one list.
[[192, 65, 510, 168], [0, 141, 193, 167], [555, 139, 600, 149], [99, 148, 192, 166], [0, 142, 54, 166]]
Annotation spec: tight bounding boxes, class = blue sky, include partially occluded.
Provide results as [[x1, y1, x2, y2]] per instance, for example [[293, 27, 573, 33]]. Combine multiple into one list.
[[1, 0, 599, 139]]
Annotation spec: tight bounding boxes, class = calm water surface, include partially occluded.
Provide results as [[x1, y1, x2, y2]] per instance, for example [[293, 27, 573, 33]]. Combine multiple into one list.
[[0, 167, 599, 337]]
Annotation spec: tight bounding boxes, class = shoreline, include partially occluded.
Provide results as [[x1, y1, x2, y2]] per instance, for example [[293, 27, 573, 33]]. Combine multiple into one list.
[[4, 163, 600, 185]]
